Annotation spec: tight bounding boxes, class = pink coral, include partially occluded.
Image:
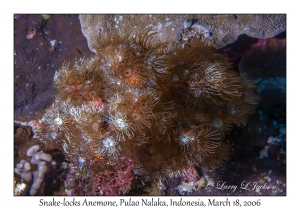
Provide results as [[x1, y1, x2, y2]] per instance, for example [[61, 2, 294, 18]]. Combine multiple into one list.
[[91, 156, 134, 196], [67, 156, 134, 196]]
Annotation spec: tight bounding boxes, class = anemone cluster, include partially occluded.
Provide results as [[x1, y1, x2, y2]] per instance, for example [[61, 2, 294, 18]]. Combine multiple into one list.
[[34, 25, 258, 181]]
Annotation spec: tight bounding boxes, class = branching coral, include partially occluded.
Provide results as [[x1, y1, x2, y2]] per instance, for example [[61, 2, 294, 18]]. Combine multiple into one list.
[[31, 18, 259, 194], [14, 145, 52, 195]]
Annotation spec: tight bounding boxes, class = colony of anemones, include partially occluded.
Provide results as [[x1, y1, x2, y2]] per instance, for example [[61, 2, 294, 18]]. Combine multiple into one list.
[[33, 25, 258, 181]]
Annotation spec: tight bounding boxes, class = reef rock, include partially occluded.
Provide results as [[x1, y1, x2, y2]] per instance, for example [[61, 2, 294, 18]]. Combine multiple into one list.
[[79, 14, 286, 51]]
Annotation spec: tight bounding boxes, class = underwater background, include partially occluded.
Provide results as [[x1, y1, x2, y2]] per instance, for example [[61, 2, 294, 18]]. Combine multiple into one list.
[[14, 14, 286, 196]]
